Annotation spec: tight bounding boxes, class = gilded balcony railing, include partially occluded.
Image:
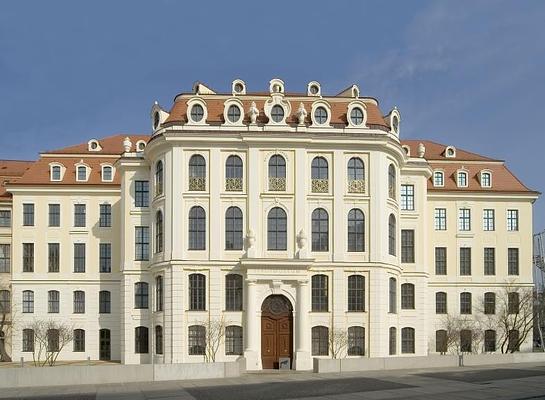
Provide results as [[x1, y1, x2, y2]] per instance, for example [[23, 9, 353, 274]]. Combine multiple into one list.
[[189, 177, 206, 191], [268, 177, 286, 191], [312, 179, 329, 193], [225, 177, 243, 192], [348, 179, 365, 194]]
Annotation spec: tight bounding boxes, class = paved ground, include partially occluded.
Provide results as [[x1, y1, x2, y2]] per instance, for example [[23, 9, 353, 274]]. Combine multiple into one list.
[[3, 362, 545, 399]]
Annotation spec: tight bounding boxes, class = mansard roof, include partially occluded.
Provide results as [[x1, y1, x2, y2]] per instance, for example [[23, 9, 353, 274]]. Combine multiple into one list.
[[45, 134, 148, 155], [0, 160, 34, 198]]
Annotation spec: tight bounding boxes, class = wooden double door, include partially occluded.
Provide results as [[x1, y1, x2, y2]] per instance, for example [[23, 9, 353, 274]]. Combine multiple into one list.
[[261, 295, 293, 369]]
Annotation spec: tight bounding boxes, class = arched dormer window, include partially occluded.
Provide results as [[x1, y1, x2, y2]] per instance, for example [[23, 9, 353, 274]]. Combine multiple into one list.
[[347, 101, 367, 128], [389, 109, 400, 135], [136, 140, 146, 152], [445, 146, 456, 158], [457, 170, 468, 188], [75, 163, 89, 182], [232, 79, 246, 95], [223, 100, 244, 125], [433, 170, 444, 187], [480, 171, 492, 188], [101, 165, 114, 182], [187, 98, 208, 125], [87, 139, 101, 152], [269, 78, 285, 94], [311, 101, 331, 127], [307, 81, 321, 96], [49, 164, 64, 182]]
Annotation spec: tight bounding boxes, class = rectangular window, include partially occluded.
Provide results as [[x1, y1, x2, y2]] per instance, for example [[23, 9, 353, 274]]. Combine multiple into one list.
[[0, 210, 11, 227], [483, 209, 495, 231], [484, 247, 495, 275], [460, 293, 472, 314], [0, 244, 10, 273], [508, 248, 519, 275], [48, 291, 59, 313], [507, 210, 519, 231], [73, 243, 86, 273], [23, 203, 34, 226], [401, 230, 415, 263], [135, 227, 149, 261], [458, 208, 471, 231], [400, 184, 414, 211], [48, 243, 60, 273], [135, 181, 149, 207], [99, 204, 112, 227], [99, 243, 112, 273], [99, 291, 111, 314], [23, 243, 34, 272], [460, 247, 471, 276], [48, 204, 60, 227], [74, 204, 86, 228], [74, 330, 85, 352], [73, 291, 85, 313], [434, 208, 447, 231], [435, 247, 447, 275], [436, 293, 447, 314]]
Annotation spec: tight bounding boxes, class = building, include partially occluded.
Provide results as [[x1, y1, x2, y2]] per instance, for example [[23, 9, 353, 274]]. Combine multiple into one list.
[[0, 79, 538, 370]]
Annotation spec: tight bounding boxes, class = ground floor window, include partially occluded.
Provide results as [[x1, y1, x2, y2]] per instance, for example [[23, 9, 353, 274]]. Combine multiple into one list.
[[135, 326, 149, 354], [155, 325, 163, 355], [460, 329, 472, 353], [22, 329, 34, 352], [225, 325, 243, 355], [389, 327, 396, 355], [436, 330, 447, 353], [312, 326, 329, 356], [73, 329, 85, 352], [347, 326, 365, 356], [47, 329, 59, 352], [484, 329, 496, 352], [188, 325, 206, 355], [401, 327, 415, 354]]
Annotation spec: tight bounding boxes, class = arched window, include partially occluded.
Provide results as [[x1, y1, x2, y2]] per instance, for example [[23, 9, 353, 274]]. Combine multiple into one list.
[[267, 207, 287, 251], [73, 290, 85, 313], [188, 206, 206, 250], [485, 329, 496, 352], [457, 171, 468, 187], [99, 290, 111, 314], [155, 210, 163, 253], [135, 326, 149, 354], [268, 155, 286, 191], [348, 326, 365, 356], [460, 329, 472, 352], [484, 292, 496, 315], [311, 326, 329, 356], [76, 165, 87, 182], [48, 290, 60, 313], [347, 209, 365, 252], [102, 165, 113, 182], [225, 325, 243, 355], [460, 292, 472, 314], [225, 155, 243, 192], [225, 207, 243, 250], [155, 275, 163, 312], [22, 290, 34, 313], [47, 329, 59, 352], [225, 274, 243, 311], [389, 277, 397, 313], [481, 171, 492, 187], [389, 327, 397, 355], [155, 325, 163, 355], [0, 290, 10, 314], [189, 155, 206, 191], [401, 327, 415, 354], [401, 283, 415, 310], [311, 208, 329, 252], [50, 165, 62, 181], [311, 274, 328, 312], [22, 329, 34, 352], [189, 273, 206, 311], [188, 325, 206, 355], [388, 164, 396, 199], [436, 330, 447, 353], [436, 292, 447, 314], [311, 157, 328, 193], [347, 275, 365, 312], [135, 282, 149, 309], [347, 157, 364, 193], [388, 214, 396, 256], [155, 160, 163, 196], [74, 329, 85, 352], [433, 171, 444, 187]]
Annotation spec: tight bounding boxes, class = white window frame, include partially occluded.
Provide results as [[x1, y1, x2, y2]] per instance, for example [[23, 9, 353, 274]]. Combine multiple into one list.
[[433, 171, 444, 187]]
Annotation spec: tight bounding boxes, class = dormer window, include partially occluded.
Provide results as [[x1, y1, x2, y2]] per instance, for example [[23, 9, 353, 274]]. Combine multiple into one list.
[[457, 171, 468, 187], [445, 146, 456, 158], [76, 165, 88, 182], [269, 78, 285, 94], [389, 108, 400, 135], [392, 115, 399, 133], [402, 145, 411, 156], [350, 107, 364, 126], [307, 81, 321, 96], [227, 104, 242, 123], [153, 111, 160, 130], [481, 171, 492, 188], [314, 107, 328, 125], [102, 165, 113, 182], [136, 140, 146, 152], [50, 165, 62, 181], [190, 104, 205, 123], [87, 139, 101, 152], [271, 105, 285, 122], [433, 171, 444, 187]]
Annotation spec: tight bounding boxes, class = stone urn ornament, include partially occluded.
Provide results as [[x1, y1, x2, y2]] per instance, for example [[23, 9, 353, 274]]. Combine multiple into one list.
[[417, 142, 426, 158], [123, 137, 132, 153]]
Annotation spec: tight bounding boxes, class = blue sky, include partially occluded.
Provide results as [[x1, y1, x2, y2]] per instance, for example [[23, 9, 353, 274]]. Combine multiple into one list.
[[1, 0, 544, 232]]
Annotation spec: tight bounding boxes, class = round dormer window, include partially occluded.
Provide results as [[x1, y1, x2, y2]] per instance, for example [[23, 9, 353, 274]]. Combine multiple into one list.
[[314, 107, 328, 125], [90, 141, 98, 150], [137, 141, 146, 152], [190, 104, 204, 122], [153, 111, 160, 129], [447, 148, 455, 157], [234, 83, 244, 93], [227, 105, 241, 123], [271, 105, 284, 122], [392, 115, 399, 133], [309, 84, 319, 95], [350, 108, 364, 125]]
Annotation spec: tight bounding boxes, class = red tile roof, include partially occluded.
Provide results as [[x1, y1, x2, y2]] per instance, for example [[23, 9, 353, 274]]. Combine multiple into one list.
[[45, 134, 149, 155], [0, 160, 35, 199], [400, 140, 498, 161]]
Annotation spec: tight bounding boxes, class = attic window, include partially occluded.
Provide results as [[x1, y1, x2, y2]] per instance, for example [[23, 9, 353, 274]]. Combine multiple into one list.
[[136, 140, 146, 152], [392, 115, 399, 133], [76, 165, 88, 182], [234, 83, 244, 93], [445, 146, 456, 158], [307, 81, 321, 96], [50, 165, 62, 181], [481, 171, 492, 188], [88, 139, 101, 152], [102, 165, 113, 182], [402, 145, 410, 156], [190, 104, 205, 122], [457, 171, 468, 188], [433, 171, 444, 187], [271, 105, 285, 122]]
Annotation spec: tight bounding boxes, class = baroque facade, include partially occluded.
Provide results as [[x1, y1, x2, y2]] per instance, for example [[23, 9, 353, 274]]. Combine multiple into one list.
[[0, 79, 538, 370]]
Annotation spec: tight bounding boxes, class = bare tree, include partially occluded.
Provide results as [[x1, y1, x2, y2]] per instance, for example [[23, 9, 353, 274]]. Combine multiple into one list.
[[329, 327, 348, 359], [30, 319, 74, 367], [202, 317, 225, 363], [534, 289, 545, 351], [440, 314, 482, 354], [0, 282, 14, 362], [495, 285, 534, 353]]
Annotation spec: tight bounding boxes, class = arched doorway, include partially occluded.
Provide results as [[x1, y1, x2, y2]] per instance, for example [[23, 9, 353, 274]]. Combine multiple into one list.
[[261, 295, 293, 369]]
